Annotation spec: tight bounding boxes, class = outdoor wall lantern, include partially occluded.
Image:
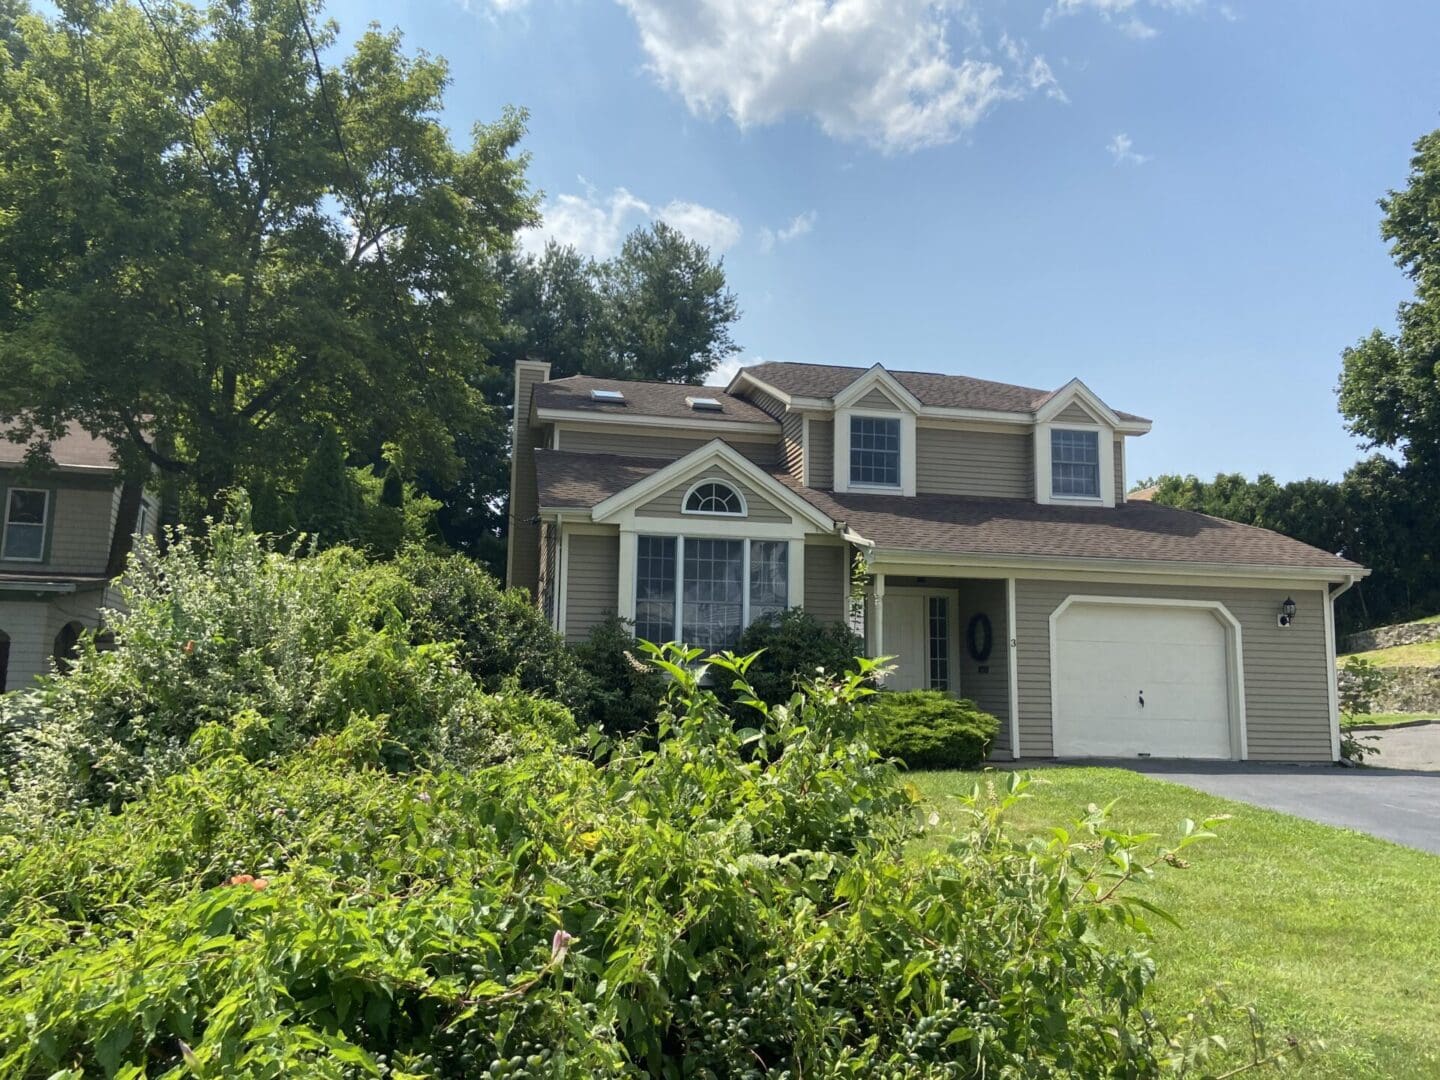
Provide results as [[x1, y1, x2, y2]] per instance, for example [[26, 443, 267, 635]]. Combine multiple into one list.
[[1277, 597, 1297, 628]]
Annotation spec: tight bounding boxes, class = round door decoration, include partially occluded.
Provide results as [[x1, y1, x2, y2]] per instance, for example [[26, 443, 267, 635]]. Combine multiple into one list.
[[965, 613, 993, 662]]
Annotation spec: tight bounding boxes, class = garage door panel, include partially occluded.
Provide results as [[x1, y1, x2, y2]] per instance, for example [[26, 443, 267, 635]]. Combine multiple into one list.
[[1054, 603, 1234, 759]]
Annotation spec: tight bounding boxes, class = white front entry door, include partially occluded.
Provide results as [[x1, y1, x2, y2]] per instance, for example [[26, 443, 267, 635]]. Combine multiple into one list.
[[1053, 602, 1235, 759], [881, 593, 927, 689]]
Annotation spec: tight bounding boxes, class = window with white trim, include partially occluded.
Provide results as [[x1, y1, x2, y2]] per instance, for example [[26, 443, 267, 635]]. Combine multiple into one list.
[[633, 536, 789, 650], [684, 481, 745, 516], [1050, 429, 1100, 498], [2, 488, 49, 561], [849, 416, 900, 487]]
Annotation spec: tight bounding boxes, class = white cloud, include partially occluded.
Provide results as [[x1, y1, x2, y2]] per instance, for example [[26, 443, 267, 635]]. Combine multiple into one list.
[[615, 0, 1064, 154], [758, 209, 818, 254], [521, 184, 740, 259], [1047, 0, 1211, 36], [656, 200, 743, 253], [705, 355, 764, 388], [1107, 132, 1151, 165]]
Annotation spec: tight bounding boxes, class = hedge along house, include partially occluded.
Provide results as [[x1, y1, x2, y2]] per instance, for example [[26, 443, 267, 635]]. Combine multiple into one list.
[[507, 359, 1367, 763], [0, 425, 160, 691]]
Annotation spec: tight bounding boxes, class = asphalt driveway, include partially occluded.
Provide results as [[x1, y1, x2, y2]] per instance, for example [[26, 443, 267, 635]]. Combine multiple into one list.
[[1083, 724, 1440, 854]]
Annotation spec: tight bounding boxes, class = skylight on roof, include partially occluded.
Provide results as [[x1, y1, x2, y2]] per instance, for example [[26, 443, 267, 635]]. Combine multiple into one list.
[[589, 389, 625, 403], [686, 396, 723, 412]]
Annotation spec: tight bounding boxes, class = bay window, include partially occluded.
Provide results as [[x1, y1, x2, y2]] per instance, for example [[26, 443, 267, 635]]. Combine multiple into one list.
[[633, 535, 790, 649]]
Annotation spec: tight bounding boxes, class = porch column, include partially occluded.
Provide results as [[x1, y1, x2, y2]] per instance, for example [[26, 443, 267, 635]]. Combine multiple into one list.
[[616, 529, 637, 622], [1006, 577, 1021, 759], [869, 572, 886, 661]]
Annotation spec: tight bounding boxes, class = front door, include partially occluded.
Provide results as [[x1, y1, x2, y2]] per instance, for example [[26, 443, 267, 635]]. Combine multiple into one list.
[[880, 591, 956, 692]]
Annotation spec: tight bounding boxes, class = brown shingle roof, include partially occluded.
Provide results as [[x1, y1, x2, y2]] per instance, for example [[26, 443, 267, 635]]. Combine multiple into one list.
[[0, 423, 118, 472], [739, 361, 1150, 424], [535, 449, 1357, 574], [785, 485, 1360, 572], [533, 376, 779, 426]]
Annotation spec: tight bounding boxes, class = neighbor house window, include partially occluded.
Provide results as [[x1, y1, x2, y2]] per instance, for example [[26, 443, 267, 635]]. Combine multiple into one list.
[[634, 536, 789, 650], [2, 489, 49, 561], [1051, 429, 1100, 498], [928, 597, 950, 691], [849, 416, 900, 487], [684, 481, 745, 516]]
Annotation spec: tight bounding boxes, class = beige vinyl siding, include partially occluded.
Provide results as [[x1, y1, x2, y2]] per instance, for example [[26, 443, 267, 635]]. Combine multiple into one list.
[[915, 427, 1032, 499], [854, 388, 900, 410], [563, 531, 619, 643], [1014, 579, 1333, 762], [1113, 437, 1125, 503], [807, 419, 834, 489], [1054, 402, 1099, 424], [781, 413, 804, 482], [556, 426, 779, 466], [803, 542, 847, 625], [0, 479, 118, 576], [636, 462, 791, 523], [0, 588, 108, 691], [955, 579, 1011, 756], [744, 388, 787, 419]]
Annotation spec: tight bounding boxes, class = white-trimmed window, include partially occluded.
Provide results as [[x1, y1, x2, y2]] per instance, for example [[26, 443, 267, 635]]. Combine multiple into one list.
[[683, 480, 746, 516], [2, 488, 49, 561], [1050, 430, 1100, 498], [849, 416, 901, 487], [633, 535, 789, 650]]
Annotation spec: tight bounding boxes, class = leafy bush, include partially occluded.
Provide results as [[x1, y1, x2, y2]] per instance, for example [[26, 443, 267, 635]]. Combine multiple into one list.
[[863, 689, 999, 769], [569, 614, 667, 734], [0, 509, 571, 820], [387, 546, 588, 708], [720, 607, 866, 707], [0, 651, 1303, 1078]]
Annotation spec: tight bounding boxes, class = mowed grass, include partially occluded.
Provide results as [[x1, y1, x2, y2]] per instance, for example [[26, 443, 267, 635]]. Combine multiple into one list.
[[911, 767, 1440, 1079], [1344, 712, 1438, 729], [1343, 638, 1440, 668]]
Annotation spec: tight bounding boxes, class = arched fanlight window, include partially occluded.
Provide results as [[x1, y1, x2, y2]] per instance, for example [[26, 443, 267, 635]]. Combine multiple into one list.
[[683, 480, 746, 516]]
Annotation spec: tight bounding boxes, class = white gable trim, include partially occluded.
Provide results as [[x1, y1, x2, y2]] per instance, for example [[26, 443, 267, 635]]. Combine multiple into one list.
[[1035, 379, 1123, 429], [589, 438, 836, 532], [832, 364, 924, 413]]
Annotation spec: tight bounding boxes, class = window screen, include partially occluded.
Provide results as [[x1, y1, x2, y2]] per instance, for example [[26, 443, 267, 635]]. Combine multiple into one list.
[[682, 539, 744, 653], [1051, 429, 1100, 497], [749, 540, 788, 624], [849, 416, 900, 486]]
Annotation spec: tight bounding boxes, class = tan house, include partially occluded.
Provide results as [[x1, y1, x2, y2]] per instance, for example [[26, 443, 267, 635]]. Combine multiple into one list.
[[0, 427, 159, 691], [507, 359, 1366, 763]]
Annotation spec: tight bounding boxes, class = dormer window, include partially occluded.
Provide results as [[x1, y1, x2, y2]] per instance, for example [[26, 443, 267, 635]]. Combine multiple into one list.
[[1051, 429, 1100, 498], [684, 480, 746, 516], [849, 416, 901, 487], [2, 488, 49, 561]]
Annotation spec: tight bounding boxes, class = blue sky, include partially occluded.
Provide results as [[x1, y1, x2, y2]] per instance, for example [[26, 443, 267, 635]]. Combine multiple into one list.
[[328, 0, 1440, 485]]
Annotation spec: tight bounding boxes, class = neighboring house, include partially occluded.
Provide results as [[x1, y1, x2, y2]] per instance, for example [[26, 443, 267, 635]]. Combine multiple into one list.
[[507, 359, 1367, 763], [0, 426, 159, 691]]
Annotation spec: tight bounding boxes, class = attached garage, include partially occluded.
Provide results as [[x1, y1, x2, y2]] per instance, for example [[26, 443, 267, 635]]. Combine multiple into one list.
[[1050, 597, 1244, 760]]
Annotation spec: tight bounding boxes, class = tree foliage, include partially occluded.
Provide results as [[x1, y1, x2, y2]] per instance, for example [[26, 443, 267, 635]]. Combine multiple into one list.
[[0, 0, 535, 518]]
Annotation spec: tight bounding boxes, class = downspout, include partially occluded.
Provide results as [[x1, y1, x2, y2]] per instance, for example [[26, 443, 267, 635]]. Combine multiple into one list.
[[1328, 573, 1358, 764]]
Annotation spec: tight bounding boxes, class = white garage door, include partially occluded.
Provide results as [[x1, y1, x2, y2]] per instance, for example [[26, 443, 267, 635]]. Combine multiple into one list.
[[1053, 602, 1235, 759]]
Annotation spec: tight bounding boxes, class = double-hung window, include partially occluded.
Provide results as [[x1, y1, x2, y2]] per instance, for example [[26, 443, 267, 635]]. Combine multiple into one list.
[[1050, 429, 1100, 498], [2, 489, 49, 561], [633, 536, 789, 650], [849, 416, 900, 487]]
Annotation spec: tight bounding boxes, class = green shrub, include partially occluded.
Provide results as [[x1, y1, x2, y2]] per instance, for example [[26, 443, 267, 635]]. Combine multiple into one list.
[[0, 508, 570, 821], [863, 689, 999, 769], [0, 652, 1302, 1078], [387, 546, 589, 708], [720, 607, 867, 707], [570, 614, 667, 734]]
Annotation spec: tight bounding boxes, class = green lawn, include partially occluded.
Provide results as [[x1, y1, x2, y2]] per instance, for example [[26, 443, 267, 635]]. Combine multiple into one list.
[[1343, 638, 1440, 668], [911, 767, 1440, 1079], [1344, 712, 1437, 729]]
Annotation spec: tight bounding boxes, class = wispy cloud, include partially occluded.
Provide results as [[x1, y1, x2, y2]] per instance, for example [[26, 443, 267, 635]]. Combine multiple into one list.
[[759, 210, 818, 254], [1107, 132, 1151, 166], [1047, 0, 1215, 38], [521, 182, 741, 258], [705, 355, 765, 388]]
